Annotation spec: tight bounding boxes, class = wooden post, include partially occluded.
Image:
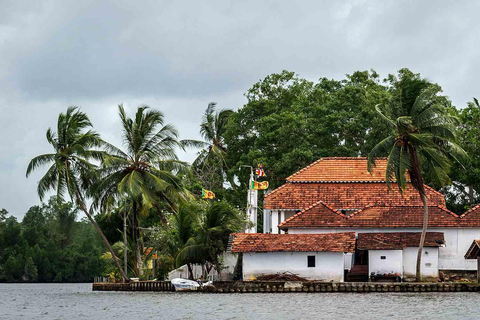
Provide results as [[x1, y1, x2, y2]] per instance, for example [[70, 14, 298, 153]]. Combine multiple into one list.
[[477, 256, 480, 283]]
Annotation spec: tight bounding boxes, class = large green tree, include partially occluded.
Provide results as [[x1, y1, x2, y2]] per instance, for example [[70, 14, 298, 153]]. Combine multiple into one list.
[[224, 70, 391, 190], [92, 105, 192, 277], [26, 106, 129, 281], [367, 69, 466, 281], [446, 98, 480, 212]]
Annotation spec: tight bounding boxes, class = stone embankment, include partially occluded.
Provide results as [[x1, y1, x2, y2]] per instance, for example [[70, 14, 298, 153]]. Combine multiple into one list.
[[93, 281, 480, 293]]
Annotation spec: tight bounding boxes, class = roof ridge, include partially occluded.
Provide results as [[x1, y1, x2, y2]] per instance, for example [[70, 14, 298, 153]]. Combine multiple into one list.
[[423, 184, 445, 198], [347, 203, 382, 219], [460, 203, 480, 218], [435, 205, 459, 218], [278, 200, 347, 228], [285, 158, 324, 181]]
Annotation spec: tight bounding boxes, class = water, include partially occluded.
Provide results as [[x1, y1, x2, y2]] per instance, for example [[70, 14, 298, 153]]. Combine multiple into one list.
[[0, 283, 478, 320]]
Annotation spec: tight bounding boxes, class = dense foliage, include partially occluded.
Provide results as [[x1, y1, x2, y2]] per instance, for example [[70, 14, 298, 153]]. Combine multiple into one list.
[[0, 198, 105, 282]]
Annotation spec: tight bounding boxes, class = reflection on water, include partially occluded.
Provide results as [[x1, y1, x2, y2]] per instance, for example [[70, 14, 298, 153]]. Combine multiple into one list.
[[0, 283, 478, 320]]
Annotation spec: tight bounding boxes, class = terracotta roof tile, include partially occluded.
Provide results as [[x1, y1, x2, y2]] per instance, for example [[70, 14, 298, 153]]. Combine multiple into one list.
[[459, 203, 480, 218], [264, 182, 445, 210], [279, 204, 473, 229], [230, 232, 356, 253], [286, 157, 389, 182], [357, 232, 445, 250]]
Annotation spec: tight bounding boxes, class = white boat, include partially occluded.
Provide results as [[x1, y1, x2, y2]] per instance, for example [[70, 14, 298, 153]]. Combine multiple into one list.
[[171, 278, 213, 292]]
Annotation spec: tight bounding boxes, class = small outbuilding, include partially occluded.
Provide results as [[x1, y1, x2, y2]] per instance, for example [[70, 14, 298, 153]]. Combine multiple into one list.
[[464, 239, 480, 282], [357, 232, 445, 281], [231, 232, 355, 282]]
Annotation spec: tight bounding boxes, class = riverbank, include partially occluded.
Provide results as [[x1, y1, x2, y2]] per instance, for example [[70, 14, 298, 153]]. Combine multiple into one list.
[[92, 281, 480, 293]]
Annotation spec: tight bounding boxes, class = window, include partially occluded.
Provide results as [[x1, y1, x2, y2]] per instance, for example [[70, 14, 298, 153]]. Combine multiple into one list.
[[380, 256, 386, 260], [307, 255, 316, 268]]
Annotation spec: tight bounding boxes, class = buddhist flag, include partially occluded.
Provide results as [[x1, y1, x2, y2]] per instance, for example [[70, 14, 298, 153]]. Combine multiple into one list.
[[202, 188, 215, 199], [251, 181, 269, 190], [255, 164, 266, 177]]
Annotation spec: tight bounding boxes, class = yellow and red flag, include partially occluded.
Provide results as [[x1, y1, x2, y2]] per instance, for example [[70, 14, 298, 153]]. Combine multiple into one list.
[[202, 188, 215, 199], [251, 181, 269, 190]]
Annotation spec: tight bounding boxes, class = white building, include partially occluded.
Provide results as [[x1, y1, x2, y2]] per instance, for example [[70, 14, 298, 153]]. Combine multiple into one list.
[[357, 232, 445, 281], [231, 232, 355, 282], [262, 157, 480, 278]]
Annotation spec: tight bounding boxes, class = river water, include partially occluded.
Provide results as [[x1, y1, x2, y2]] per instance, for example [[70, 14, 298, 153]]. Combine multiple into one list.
[[0, 283, 478, 320]]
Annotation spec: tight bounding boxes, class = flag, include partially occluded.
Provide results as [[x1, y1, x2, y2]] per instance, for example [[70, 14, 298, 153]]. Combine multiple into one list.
[[255, 164, 266, 177], [251, 181, 269, 190], [202, 188, 215, 199]]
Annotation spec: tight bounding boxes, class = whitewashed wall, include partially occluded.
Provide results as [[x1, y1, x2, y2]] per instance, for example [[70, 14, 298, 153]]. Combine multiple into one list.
[[403, 247, 439, 278], [243, 251, 345, 281], [369, 250, 403, 275], [288, 227, 480, 270]]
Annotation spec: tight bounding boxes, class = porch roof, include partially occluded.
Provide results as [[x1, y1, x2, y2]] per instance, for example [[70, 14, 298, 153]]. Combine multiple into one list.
[[357, 232, 445, 250], [464, 239, 480, 259]]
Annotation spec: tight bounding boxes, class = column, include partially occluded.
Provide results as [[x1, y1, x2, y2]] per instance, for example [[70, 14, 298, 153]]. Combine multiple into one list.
[[271, 211, 278, 234]]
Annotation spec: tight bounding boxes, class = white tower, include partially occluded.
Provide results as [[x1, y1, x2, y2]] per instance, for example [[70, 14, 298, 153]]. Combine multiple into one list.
[[246, 170, 258, 233]]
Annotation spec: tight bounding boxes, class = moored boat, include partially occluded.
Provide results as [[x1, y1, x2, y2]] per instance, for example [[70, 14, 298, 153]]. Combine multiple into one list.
[[171, 278, 213, 292]]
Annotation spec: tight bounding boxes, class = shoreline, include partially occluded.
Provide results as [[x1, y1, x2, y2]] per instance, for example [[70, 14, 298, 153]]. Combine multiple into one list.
[[92, 281, 480, 293]]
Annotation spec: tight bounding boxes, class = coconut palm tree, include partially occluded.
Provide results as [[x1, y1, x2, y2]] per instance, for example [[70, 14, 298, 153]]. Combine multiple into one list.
[[367, 72, 466, 281], [26, 106, 129, 281], [193, 102, 233, 190], [92, 105, 192, 277], [176, 201, 244, 279], [171, 203, 198, 279]]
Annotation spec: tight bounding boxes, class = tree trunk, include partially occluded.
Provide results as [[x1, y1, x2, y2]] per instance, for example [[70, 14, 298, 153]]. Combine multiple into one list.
[[187, 263, 194, 280], [469, 185, 474, 205], [75, 192, 130, 282], [123, 203, 128, 281], [416, 193, 429, 282], [132, 201, 143, 278]]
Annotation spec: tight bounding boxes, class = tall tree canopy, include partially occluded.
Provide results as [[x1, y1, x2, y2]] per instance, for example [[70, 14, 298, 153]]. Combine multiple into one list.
[[224, 70, 391, 190], [26, 106, 129, 281], [92, 105, 192, 276], [368, 69, 466, 281]]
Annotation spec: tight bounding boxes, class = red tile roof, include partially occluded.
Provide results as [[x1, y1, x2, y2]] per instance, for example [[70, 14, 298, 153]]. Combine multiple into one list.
[[464, 239, 480, 259], [264, 182, 445, 210], [230, 232, 356, 253], [286, 157, 389, 182], [278, 202, 476, 229], [357, 232, 445, 250], [459, 203, 480, 218]]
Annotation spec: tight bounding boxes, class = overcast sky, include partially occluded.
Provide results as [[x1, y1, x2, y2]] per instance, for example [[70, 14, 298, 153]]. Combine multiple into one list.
[[1, 0, 479, 219]]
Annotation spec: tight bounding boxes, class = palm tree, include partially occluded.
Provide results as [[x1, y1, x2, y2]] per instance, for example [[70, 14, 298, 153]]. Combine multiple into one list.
[[193, 102, 233, 190], [92, 105, 192, 277], [367, 72, 466, 281], [171, 203, 198, 279], [176, 201, 244, 279], [26, 106, 129, 281]]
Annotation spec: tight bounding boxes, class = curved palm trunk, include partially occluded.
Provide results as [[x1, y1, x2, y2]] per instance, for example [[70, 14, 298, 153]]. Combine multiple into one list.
[[132, 202, 144, 278], [75, 192, 130, 282], [187, 263, 194, 280], [416, 193, 428, 282]]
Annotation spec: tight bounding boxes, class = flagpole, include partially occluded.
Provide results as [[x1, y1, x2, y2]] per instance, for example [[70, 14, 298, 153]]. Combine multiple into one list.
[[241, 165, 257, 233]]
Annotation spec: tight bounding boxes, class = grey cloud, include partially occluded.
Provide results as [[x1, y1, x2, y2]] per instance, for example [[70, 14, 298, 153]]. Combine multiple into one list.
[[1, 0, 480, 218]]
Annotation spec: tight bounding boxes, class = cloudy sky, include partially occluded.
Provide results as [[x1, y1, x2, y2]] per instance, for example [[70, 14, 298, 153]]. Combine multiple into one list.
[[1, 0, 479, 219]]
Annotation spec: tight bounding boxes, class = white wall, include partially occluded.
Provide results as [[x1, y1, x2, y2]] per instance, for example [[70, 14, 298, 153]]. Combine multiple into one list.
[[369, 250, 403, 276], [403, 247, 439, 279], [288, 227, 480, 270], [243, 251, 345, 282]]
